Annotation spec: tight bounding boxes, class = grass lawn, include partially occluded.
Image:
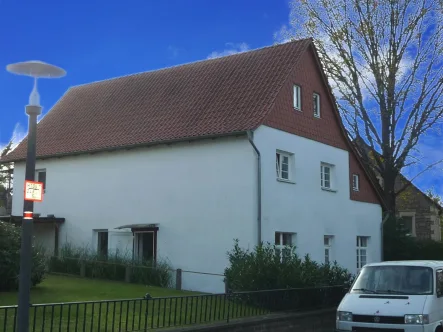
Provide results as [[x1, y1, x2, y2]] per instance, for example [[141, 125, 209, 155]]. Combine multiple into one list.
[[0, 275, 260, 331]]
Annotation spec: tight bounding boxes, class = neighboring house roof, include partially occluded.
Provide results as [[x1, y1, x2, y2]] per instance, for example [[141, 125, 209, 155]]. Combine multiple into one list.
[[2, 39, 312, 162]]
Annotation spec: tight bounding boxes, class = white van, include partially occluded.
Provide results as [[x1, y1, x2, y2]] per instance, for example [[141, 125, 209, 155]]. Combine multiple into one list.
[[336, 261, 443, 332]]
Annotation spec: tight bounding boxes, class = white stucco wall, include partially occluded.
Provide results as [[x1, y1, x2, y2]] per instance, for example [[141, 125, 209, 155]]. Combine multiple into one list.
[[12, 136, 257, 293], [254, 125, 382, 275]]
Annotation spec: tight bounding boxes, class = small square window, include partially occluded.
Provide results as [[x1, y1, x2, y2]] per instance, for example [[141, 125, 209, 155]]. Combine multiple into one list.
[[313, 93, 320, 118], [293, 85, 301, 110], [352, 174, 360, 191], [276, 151, 292, 181], [320, 163, 333, 189]]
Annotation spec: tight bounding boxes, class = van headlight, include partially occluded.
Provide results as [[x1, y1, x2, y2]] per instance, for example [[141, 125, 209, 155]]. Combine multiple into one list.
[[337, 311, 353, 321], [404, 314, 429, 324]]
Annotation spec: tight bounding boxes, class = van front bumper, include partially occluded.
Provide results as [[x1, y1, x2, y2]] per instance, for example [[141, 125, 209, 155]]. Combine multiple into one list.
[[336, 321, 434, 331]]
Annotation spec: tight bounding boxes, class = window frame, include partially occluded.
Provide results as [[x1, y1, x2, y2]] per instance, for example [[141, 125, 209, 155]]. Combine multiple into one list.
[[36, 169, 47, 192], [352, 174, 360, 191], [96, 230, 109, 257], [276, 151, 293, 182], [320, 163, 334, 190], [313, 93, 321, 118], [324, 235, 333, 264], [293, 85, 301, 111], [398, 211, 416, 237], [356, 236, 369, 270], [275, 232, 295, 262]]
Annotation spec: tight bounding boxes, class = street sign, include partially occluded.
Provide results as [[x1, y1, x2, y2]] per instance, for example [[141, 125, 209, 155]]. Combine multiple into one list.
[[24, 180, 44, 202]]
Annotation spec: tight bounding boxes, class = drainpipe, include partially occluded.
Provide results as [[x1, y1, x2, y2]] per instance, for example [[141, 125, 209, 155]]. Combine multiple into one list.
[[247, 131, 262, 245], [380, 213, 390, 262]]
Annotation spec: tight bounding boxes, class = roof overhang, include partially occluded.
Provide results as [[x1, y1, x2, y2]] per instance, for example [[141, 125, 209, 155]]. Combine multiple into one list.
[[0, 215, 65, 224]]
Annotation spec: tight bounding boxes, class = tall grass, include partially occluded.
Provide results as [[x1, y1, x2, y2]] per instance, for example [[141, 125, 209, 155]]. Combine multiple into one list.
[[49, 244, 173, 288]]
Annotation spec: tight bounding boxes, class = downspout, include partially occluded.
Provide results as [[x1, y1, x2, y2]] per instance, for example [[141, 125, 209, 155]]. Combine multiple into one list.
[[380, 213, 390, 261], [247, 131, 262, 245]]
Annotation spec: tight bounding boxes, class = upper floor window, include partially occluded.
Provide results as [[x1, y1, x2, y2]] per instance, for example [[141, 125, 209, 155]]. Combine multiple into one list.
[[352, 174, 360, 191], [398, 212, 416, 236], [357, 236, 369, 269], [313, 93, 320, 118], [293, 85, 301, 110], [36, 169, 46, 191], [276, 151, 292, 181], [320, 163, 334, 190]]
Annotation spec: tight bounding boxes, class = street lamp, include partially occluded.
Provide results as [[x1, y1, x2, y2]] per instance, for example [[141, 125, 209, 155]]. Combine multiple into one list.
[[6, 61, 66, 332]]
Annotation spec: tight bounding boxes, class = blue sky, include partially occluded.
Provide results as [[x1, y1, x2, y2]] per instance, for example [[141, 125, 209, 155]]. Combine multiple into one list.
[[0, 0, 441, 195]]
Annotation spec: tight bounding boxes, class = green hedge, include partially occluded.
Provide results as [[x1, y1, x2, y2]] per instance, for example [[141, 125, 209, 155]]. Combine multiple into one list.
[[224, 240, 354, 292], [0, 221, 47, 291]]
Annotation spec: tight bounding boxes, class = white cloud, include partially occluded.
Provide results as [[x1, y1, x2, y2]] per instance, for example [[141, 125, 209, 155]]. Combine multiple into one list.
[[168, 45, 180, 59], [207, 42, 250, 59], [0, 123, 27, 154]]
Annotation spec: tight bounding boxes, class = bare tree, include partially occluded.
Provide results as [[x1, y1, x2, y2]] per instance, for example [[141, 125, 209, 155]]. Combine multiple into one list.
[[278, 0, 443, 212], [0, 142, 13, 210]]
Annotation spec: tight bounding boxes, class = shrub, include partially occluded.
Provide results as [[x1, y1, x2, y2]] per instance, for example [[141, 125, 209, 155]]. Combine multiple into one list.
[[224, 240, 354, 292], [0, 221, 47, 291], [50, 244, 173, 288]]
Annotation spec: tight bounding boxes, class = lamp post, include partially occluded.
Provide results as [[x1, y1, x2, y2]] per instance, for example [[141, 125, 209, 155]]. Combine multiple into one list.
[[6, 61, 66, 332]]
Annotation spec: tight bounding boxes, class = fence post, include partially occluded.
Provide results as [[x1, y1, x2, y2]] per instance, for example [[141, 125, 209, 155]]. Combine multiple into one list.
[[125, 265, 132, 283], [176, 269, 182, 290], [80, 260, 85, 277]]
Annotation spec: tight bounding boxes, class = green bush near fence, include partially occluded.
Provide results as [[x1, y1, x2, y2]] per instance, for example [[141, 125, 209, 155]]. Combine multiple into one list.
[[49, 244, 173, 288], [0, 221, 47, 291], [224, 240, 354, 292]]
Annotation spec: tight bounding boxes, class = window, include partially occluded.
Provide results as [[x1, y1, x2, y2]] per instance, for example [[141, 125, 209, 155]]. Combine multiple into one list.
[[313, 93, 320, 117], [320, 163, 333, 189], [97, 231, 108, 257], [437, 269, 443, 297], [356, 236, 369, 269], [293, 85, 301, 110], [352, 174, 360, 191], [276, 152, 291, 181], [398, 212, 416, 236], [324, 235, 333, 264], [36, 169, 46, 191], [275, 232, 295, 262]]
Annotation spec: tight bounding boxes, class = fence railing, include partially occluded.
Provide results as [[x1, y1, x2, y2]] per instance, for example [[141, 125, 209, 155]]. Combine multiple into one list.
[[0, 285, 347, 331]]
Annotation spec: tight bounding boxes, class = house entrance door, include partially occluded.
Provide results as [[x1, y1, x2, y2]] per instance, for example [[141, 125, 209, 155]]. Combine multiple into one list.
[[135, 231, 155, 262]]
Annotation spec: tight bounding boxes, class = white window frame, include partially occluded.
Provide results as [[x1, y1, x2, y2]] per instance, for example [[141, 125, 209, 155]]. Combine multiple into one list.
[[275, 232, 295, 261], [276, 151, 293, 182], [293, 85, 301, 110], [35, 169, 47, 192], [352, 174, 360, 191], [356, 236, 369, 270], [324, 235, 333, 264], [313, 93, 321, 118], [320, 163, 334, 190], [398, 211, 416, 237]]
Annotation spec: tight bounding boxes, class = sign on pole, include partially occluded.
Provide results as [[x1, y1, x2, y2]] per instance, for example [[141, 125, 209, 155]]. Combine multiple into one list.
[[24, 180, 44, 202]]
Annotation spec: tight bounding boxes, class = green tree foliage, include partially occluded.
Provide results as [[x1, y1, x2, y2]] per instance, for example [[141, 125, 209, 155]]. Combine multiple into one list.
[[0, 221, 46, 291], [224, 240, 354, 292]]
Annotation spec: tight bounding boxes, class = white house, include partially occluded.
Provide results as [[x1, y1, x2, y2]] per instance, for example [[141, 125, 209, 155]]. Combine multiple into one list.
[[2, 39, 384, 293]]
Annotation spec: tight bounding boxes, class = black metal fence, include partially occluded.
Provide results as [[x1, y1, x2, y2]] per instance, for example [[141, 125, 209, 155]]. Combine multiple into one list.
[[0, 285, 346, 331]]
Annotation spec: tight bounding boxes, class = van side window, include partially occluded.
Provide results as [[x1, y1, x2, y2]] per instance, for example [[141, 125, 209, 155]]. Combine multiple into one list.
[[436, 270, 443, 297]]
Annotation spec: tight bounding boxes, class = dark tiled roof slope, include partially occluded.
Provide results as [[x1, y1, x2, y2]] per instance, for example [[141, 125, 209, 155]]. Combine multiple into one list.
[[3, 39, 311, 162]]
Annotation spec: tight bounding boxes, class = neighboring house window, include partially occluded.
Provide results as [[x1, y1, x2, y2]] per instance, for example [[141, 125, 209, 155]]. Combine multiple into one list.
[[97, 231, 108, 257], [313, 93, 320, 118], [36, 169, 46, 191], [276, 151, 292, 181], [357, 236, 369, 269], [293, 85, 301, 110], [398, 212, 416, 236], [324, 235, 333, 264], [352, 174, 360, 191], [275, 232, 295, 262], [320, 163, 334, 189]]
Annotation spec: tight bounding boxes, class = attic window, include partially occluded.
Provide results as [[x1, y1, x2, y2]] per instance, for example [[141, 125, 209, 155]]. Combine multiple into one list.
[[293, 85, 301, 110], [313, 93, 320, 118]]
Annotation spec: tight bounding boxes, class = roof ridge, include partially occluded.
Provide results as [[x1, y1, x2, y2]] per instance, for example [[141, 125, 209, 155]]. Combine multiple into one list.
[[72, 39, 312, 90]]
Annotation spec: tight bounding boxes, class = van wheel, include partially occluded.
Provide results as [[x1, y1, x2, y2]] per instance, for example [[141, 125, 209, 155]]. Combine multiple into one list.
[[436, 326, 443, 332]]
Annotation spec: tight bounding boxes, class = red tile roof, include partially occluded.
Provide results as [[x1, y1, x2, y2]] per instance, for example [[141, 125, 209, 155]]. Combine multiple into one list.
[[2, 39, 312, 162]]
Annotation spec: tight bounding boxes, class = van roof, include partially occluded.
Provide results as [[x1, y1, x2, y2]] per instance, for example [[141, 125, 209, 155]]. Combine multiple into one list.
[[366, 260, 443, 268]]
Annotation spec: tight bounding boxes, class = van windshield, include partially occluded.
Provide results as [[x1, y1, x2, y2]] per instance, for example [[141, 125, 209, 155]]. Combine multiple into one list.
[[351, 265, 433, 295]]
